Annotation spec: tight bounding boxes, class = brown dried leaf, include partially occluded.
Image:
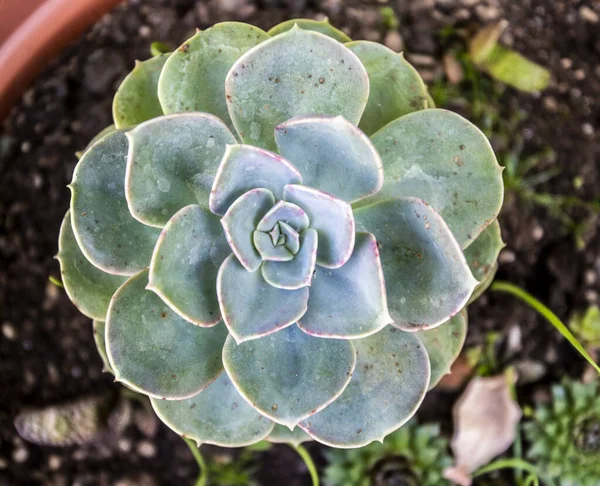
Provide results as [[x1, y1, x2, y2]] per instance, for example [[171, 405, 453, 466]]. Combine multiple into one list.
[[443, 375, 522, 486]]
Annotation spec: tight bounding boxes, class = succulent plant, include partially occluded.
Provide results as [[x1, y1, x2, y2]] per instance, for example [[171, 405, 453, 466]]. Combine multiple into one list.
[[524, 378, 600, 485], [57, 19, 504, 449], [324, 419, 453, 486]]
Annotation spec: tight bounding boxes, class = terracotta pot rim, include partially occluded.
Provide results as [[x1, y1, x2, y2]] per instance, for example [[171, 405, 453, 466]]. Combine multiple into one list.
[[0, 0, 124, 122]]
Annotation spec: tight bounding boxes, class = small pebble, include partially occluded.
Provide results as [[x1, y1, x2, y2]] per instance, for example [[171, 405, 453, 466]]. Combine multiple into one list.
[[20, 141, 31, 153], [543, 96, 558, 112], [531, 225, 544, 241], [0, 458, 8, 469], [118, 438, 132, 453], [13, 446, 29, 463], [136, 440, 157, 458], [384, 31, 404, 52], [579, 6, 599, 23], [584, 269, 597, 286], [499, 249, 516, 264], [574, 69, 586, 80], [584, 289, 598, 303], [138, 25, 151, 38], [2, 322, 17, 340], [560, 57, 573, 69], [48, 454, 62, 471], [582, 123, 594, 137]]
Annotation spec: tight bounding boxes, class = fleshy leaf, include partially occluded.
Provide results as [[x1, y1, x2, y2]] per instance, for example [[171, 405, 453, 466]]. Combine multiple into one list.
[[468, 262, 498, 304], [274, 115, 383, 203], [70, 131, 160, 276], [148, 205, 229, 327], [283, 185, 355, 269], [299, 327, 430, 448], [158, 22, 269, 131], [253, 231, 294, 262], [354, 197, 477, 330], [113, 54, 169, 129], [346, 41, 428, 135], [279, 222, 300, 254], [217, 255, 309, 343], [126, 113, 236, 227], [57, 211, 126, 320], [298, 232, 391, 338], [225, 26, 369, 150], [357, 109, 504, 248], [93, 320, 114, 374], [464, 219, 504, 283], [268, 18, 352, 43], [209, 145, 302, 216], [221, 189, 275, 272], [256, 200, 309, 233], [106, 269, 227, 399], [267, 424, 313, 446], [222, 325, 356, 428], [151, 372, 274, 447], [417, 309, 468, 390], [261, 229, 318, 290]]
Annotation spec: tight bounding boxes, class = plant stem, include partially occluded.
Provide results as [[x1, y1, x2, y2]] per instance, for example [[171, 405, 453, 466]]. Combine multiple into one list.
[[293, 444, 319, 486], [474, 458, 539, 485], [183, 438, 208, 486], [491, 281, 600, 374]]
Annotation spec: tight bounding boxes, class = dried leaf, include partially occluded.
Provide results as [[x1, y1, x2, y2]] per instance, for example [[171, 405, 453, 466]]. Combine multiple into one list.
[[443, 375, 522, 486]]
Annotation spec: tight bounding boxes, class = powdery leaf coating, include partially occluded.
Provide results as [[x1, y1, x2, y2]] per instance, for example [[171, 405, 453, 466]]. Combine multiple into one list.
[[355, 197, 477, 330], [299, 327, 430, 448], [106, 269, 228, 399], [158, 22, 269, 131], [268, 18, 352, 43], [70, 131, 160, 276], [57, 211, 126, 320], [113, 54, 168, 129], [256, 200, 309, 233], [267, 424, 313, 446], [346, 41, 428, 135], [217, 254, 309, 343], [283, 184, 355, 269], [125, 113, 236, 227], [221, 188, 275, 272], [298, 232, 392, 339], [416, 309, 468, 390], [223, 325, 356, 428], [275, 115, 383, 203], [209, 145, 302, 216], [93, 320, 113, 375], [151, 372, 274, 447], [262, 229, 318, 290], [148, 205, 229, 327], [358, 109, 504, 248], [225, 27, 369, 150]]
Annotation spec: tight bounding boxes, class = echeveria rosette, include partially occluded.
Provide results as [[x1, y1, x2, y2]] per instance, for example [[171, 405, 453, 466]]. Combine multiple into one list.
[[58, 20, 504, 449]]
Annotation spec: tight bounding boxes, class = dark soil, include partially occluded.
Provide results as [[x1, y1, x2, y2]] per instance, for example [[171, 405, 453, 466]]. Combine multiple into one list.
[[1, 0, 599, 484]]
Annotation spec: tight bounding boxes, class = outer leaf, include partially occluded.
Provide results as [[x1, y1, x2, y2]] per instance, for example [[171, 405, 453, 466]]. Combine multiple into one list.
[[93, 320, 113, 374], [221, 189, 275, 272], [298, 232, 392, 339], [113, 54, 169, 129], [283, 184, 355, 269], [267, 424, 313, 446], [262, 229, 318, 290], [148, 205, 229, 327], [299, 327, 430, 448], [125, 113, 236, 227], [151, 372, 274, 447], [209, 145, 302, 216], [222, 325, 356, 428], [106, 269, 227, 399], [417, 309, 468, 390], [358, 109, 504, 248], [463, 219, 504, 283], [57, 211, 126, 320], [158, 22, 269, 131], [346, 41, 428, 135], [268, 18, 352, 43], [253, 231, 294, 262], [355, 197, 477, 330], [70, 131, 160, 276], [225, 26, 369, 150], [217, 255, 309, 343], [256, 200, 309, 233], [274, 115, 383, 203]]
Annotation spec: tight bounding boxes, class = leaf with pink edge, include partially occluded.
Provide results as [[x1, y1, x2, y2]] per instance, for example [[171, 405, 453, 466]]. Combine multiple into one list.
[[222, 325, 356, 428]]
